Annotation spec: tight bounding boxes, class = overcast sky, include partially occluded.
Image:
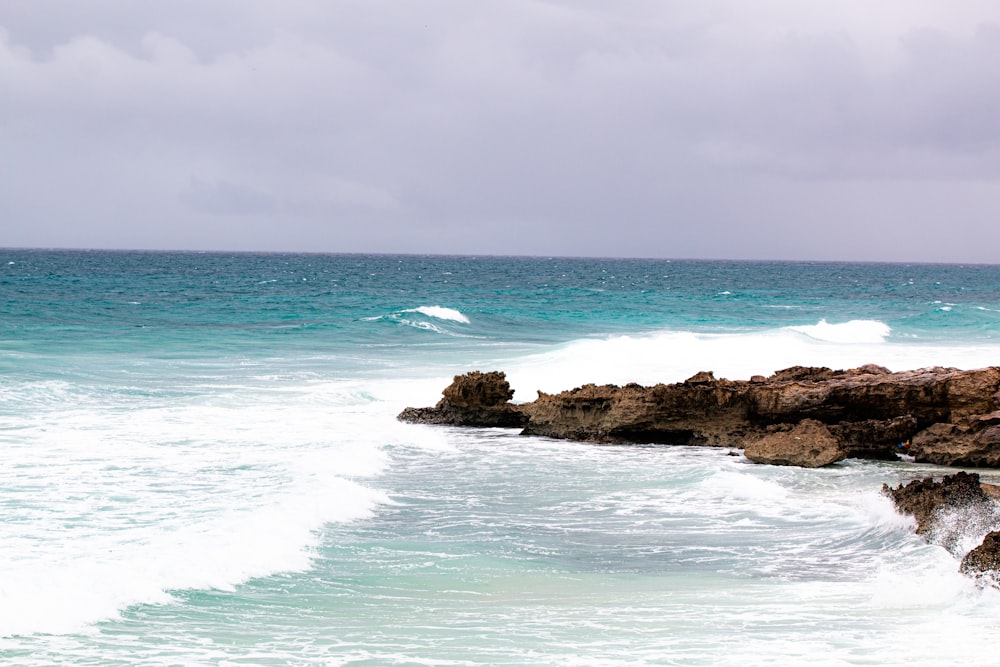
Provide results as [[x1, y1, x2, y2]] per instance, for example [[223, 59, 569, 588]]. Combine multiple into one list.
[[2, 1, 999, 261]]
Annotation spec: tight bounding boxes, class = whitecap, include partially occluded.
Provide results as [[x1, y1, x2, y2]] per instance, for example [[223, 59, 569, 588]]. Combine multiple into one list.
[[788, 319, 891, 344], [402, 306, 470, 324], [503, 320, 1000, 397], [0, 378, 399, 637]]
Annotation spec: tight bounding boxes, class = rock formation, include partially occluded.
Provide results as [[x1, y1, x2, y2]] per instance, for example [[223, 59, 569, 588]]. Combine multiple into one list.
[[961, 531, 1000, 579], [742, 419, 845, 468], [397, 371, 528, 428], [400, 365, 1000, 468], [881, 471, 997, 536], [401, 369, 1000, 582], [883, 472, 1000, 581]]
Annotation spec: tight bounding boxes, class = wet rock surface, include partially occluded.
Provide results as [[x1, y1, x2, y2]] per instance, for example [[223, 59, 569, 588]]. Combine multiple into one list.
[[397, 371, 528, 428], [883, 472, 1000, 581], [401, 370, 1000, 583], [961, 530, 1000, 578], [882, 471, 996, 536], [402, 365, 1000, 468], [742, 419, 846, 467]]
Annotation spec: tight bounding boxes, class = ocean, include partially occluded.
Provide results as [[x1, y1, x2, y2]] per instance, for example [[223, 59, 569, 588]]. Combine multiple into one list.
[[2, 249, 1000, 665]]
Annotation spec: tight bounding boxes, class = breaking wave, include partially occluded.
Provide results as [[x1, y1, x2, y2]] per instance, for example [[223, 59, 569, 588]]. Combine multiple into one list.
[[789, 319, 891, 344], [401, 306, 470, 324]]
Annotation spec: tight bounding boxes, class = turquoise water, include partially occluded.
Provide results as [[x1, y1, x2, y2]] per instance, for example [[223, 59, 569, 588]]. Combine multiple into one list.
[[3, 250, 1000, 665]]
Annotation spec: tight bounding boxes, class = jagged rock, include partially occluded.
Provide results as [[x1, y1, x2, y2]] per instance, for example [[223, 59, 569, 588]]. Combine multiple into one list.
[[684, 371, 716, 385], [747, 366, 1000, 431], [830, 416, 919, 460], [441, 370, 514, 408], [884, 473, 1000, 582], [521, 380, 749, 445], [909, 421, 1000, 467], [743, 419, 845, 467], [961, 531, 1000, 578], [400, 365, 1000, 467], [768, 366, 840, 382], [397, 371, 528, 427], [850, 364, 892, 376], [881, 471, 996, 536], [522, 365, 1000, 463]]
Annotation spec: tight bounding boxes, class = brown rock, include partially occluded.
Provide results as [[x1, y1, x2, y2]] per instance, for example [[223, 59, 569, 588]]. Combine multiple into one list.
[[743, 419, 846, 467], [849, 364, 892, 376], [397, 371, 528, 427], [830, 416, 919, 460], [885, 472, 1000, 582], [910, 422, 1000, 467], [684, 371, 716, 385], [521, 380, 748, 445], [767, 366, 838, 382], [401, 365, 1000, 467], [961, 531, 1000, 578], [882, 471, 995, 536]]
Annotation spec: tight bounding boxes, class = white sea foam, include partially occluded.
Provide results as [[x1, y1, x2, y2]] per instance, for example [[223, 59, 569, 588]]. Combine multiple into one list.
[[504, 320, 1000, 396], [0, 377, 401, 637], [788, 318, 891, 343], [402, 306, 470, 324]]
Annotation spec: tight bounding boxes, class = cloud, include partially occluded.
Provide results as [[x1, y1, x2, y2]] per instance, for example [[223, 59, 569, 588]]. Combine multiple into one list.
[[179, 178, 276, 217], [1, 1, 999, 259]]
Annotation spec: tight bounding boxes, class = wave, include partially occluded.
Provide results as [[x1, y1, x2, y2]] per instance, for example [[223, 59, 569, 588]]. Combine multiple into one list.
[[361, 306, 475, 338], [0, 380, 400, 637], [503, 319, 1000, 397], [401, 306, 470, 324], [0, 478, 387, 636], [788, 319, 891, 344]]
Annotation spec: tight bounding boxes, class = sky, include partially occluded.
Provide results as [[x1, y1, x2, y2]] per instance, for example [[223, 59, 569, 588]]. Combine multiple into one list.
[[2, 1, 999, 261]]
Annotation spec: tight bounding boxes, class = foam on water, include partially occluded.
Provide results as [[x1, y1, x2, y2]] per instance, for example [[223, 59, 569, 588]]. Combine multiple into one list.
[[361, 306, 475, 338], [402, 306, 471, 324], [0, 376, 399, 637], [788, 318, 892, 343], [505, 319, 1000, 395]]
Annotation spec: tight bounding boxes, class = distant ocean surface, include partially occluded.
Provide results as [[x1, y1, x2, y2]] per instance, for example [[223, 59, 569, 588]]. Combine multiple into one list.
[[3, 249, 1000, 666]]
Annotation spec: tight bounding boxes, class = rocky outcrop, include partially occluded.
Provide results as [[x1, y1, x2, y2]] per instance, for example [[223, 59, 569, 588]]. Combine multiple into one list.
[[743, 419, 846, 467], [883, 472, 1000, 582], [521, 365, 1000, 466], [881, 471, 997, 536], [400, 365, 1000, 468], [397, 371, 528, 428], [909, 413, 1000, 468], [961, 531, 1000, 578]]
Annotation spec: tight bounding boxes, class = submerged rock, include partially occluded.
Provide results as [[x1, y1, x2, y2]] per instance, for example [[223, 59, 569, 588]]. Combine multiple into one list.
[[397, 371, 528, 428]]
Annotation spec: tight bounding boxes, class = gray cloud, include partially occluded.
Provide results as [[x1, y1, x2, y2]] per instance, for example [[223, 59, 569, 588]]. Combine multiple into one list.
[[2, 1, 999, 260]]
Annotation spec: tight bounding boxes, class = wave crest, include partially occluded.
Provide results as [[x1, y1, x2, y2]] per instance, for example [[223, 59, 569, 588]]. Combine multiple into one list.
[[401, 306, 470, 324], [788, 319, 891, 344]]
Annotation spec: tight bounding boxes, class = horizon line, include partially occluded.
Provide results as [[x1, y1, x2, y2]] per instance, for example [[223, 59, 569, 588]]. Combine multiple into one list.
[[2, 245, 998, 268]]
